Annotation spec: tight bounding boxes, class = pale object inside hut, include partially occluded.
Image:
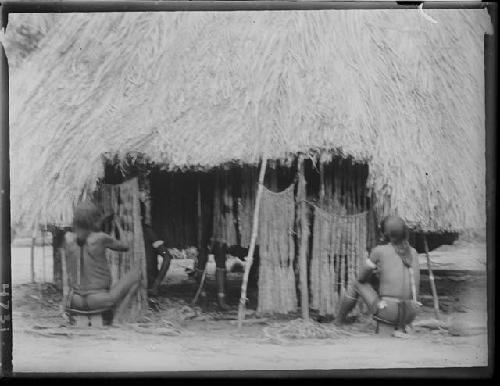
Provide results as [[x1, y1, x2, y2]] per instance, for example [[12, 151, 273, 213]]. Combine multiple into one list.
[[212, 169, 239, 246]]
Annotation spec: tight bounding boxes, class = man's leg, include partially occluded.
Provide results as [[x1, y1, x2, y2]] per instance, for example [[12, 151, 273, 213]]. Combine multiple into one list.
[[195, 243, 209, 278], [213, 241, 230, 311], [354, 282, 384, 313], [82, 266, 141, 310], [149, 249, 173, 296], [336, 281, 380, 324], [145, 248, 159, 291], [114, 282, 140, 319], [247, 246, 260, 290], [192, 244, 209, 309]]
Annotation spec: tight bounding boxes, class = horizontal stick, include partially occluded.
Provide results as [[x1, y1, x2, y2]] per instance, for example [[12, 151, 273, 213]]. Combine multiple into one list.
[[2, 1, 489, 14]]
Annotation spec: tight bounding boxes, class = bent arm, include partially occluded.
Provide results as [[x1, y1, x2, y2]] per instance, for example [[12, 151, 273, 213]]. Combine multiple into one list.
[[105, 236, 129, 252], [107, 219, 129, 251], [357, 248, 380, 283]]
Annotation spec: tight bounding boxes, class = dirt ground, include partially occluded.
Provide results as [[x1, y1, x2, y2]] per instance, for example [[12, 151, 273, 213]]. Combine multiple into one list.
[[10, 252, 489, 373]]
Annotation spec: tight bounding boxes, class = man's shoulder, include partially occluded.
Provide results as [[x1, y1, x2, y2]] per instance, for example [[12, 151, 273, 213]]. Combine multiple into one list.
[[87, 232, 111, 245], [371, 244, 391, 254]]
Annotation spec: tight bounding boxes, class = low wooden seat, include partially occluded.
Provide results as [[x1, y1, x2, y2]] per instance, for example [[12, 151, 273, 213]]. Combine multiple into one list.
[[375, 320, 396, 336], [65, 307, 114, 327]]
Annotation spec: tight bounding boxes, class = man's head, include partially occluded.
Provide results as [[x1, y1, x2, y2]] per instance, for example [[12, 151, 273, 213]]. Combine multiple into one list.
[[381, 215, 409, 244], [73, 200, 104, 244]]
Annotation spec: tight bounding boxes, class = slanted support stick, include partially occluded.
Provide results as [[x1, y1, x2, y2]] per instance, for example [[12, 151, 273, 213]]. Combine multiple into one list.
[[423, 234, 440, 320], [238, 155, 267, 329], [191, 265, 207, 306]]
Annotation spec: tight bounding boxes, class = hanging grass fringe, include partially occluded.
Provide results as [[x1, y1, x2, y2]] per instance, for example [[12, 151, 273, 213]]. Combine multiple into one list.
[[257, 184, 297, 314], [309, 204, 368, 317]]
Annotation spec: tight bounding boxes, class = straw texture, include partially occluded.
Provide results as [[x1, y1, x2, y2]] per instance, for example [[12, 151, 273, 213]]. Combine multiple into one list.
[[257, 184, 297, 314], [7, 10, 491, 232]]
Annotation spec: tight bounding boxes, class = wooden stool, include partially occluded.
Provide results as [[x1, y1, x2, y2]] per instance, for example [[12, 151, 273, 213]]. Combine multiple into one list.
[[66, 308, 113, 328], [375, 318, 396, 337]]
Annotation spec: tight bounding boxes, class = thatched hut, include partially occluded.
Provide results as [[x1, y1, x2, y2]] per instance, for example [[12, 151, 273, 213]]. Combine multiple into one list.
[[7, 10, 492, 315]]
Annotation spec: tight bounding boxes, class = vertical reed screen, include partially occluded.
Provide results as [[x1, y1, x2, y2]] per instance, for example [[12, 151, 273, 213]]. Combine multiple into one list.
[[310, 206, 367, 317], [257, 184, 297, 314]]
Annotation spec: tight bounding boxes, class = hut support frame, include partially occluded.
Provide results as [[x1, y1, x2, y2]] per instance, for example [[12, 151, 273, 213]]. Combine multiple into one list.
[[297, 155, 310, 320], [238, 156, 267, 329]]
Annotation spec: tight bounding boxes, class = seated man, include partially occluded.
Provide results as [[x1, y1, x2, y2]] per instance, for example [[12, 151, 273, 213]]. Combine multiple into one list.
[[64, 201, 141, 313], [336, 216, 421, 333]]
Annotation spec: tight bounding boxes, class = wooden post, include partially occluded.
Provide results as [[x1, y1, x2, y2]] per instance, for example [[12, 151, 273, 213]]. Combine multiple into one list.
[[42, 228, 46, 283], [0, 14, 13, 374], [60, 248, 69, 299], [197, 176, 202, 251], [238, 156, 267, 329], [423, 234, 440, 320], [30, 230, 36, 283], [51, 228, 65, 291], [297, 155, 309, 320], [191, 176, 207, 306], [319, 158, 325, 206]]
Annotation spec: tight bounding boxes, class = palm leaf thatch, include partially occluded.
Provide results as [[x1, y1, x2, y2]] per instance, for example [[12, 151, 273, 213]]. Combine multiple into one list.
[[7, 10, 491, 232]]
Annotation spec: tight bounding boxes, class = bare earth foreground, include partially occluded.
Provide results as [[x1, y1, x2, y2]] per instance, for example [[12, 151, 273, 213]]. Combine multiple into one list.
[[10, 247, 488, 373]]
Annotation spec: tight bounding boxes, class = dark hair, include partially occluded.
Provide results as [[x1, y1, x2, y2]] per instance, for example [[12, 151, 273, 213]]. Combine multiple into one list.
[[73, 200, 104, 232], [380, 215, 409, 244], [380, 215, 412, 267]]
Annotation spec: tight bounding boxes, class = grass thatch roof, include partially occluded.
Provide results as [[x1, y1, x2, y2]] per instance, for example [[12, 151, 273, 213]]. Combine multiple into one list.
[[7, 10, 492, 232], [2, 12, 59, 68]]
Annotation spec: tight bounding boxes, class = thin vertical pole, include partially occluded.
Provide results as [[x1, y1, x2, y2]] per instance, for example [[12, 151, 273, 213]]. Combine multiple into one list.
[[297, 155, 309, 320], [238, 155, 267, 329], [0, 17, 13, 374], [30, 229, 36, 283], [42, 228, 46, 283], [197, 175, 202, 251], [319, 157, 325, 206], [423, 234, 440, 320]]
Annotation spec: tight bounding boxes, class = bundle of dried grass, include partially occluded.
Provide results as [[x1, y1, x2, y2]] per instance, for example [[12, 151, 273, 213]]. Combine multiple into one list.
[[127, 319, 182, 336], [309, 206, 367, 317], [263, 318, 358, 343], [257, 184, 297, 314]]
